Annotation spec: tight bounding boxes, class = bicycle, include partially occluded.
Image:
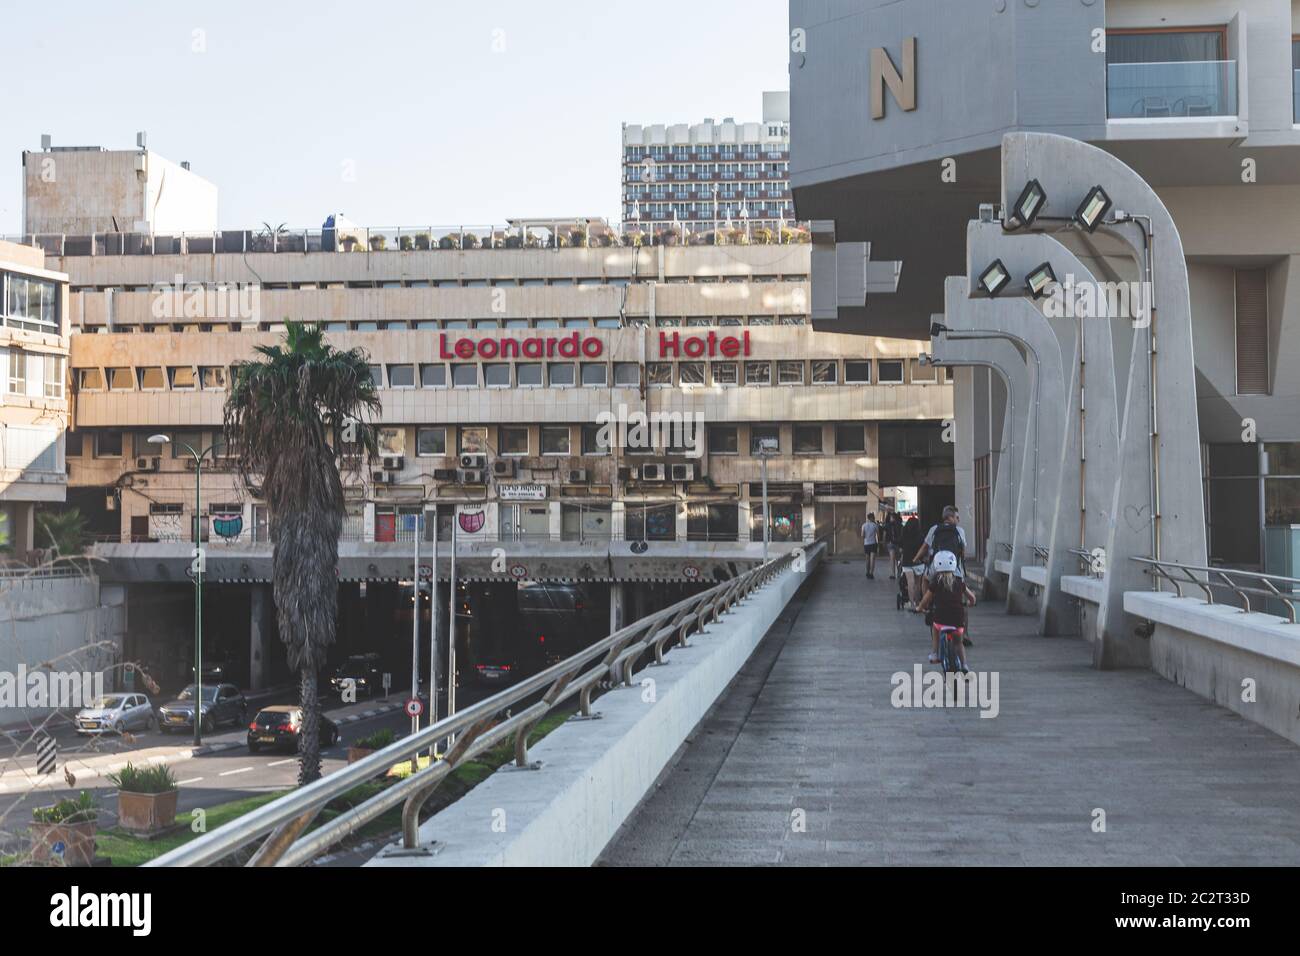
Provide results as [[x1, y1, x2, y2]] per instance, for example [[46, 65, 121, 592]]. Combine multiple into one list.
[[934, 623, 966, 677]]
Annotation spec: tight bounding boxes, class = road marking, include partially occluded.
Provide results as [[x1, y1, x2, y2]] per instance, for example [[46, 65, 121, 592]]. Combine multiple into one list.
[[177, 777, 204, 785], [267, 758, 297, 767], [219, 766, 253, 777]]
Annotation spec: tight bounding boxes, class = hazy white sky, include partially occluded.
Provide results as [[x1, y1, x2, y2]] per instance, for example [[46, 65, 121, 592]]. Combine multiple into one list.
[[3, 0, 790, 233]]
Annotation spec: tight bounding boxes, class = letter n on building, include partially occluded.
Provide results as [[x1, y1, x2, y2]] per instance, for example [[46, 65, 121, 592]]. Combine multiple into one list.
[[870, 37, 917, 119]]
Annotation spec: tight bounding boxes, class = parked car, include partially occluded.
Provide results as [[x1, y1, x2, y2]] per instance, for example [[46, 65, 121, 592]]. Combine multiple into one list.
[[247, 706, 340, 753], [329, 653, 384, 699], [191, 651, 237, 684], [158, 683, 247, 734], [75, 694, 156, 735]]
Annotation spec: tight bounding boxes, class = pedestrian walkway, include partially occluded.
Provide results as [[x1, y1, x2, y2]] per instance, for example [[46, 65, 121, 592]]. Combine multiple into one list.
[[600, 560, 1300, 865]]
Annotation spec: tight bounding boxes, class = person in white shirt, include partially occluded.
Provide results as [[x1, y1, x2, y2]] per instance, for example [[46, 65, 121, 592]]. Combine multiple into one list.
[[861, 512, 881, 579]]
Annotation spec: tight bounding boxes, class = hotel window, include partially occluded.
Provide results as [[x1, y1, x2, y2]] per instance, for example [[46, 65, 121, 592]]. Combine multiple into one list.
[[647, 363, 673, 386], [750, 425, 780, 455], [712, 362, 737, 386], [626, 503, 677, 542], [459, 427, 487, 454], [564, 318, 590, 328], [377, 428, 406, 457], [504, 319, 529, 329], [169, 431, 202, 458], [748, 316, 775, 326], [8, 352, 28, 394], [484, 363, 511, 387], [595, 317, 621, 328], [499, 426, 529, 456], [416, 427, 447, 456], [473, 319, 499, 329], [613, 362, 640, 387], [107, 367, 132, 390], [367, 364, 383, 387], [581, 424, 610, 456], [687, 502, 739, 542], [322, 322, 348, 332], [581, 363, 608, 386], [452, 364, 479, 388], [1105, 27, 1231, 119], [200, 366, 227, 390], [709, 425, 739, 455], [718, 316, 743, 326], [3, 274, 57, 330], [388, 364, 416, 388], [780, 315, 805, 326], [777, 361, 804, 385], [1235, 268, 1268, 395], [443, 320, 469, 330], [534, 318, 560, 329], [169, 366, 195, 389], [540, 426, 571, 455], [354, 322, 378, 332], [686, 318, 711, 328], [745, 361, 772, 386], [910, 359, 937, 383], [77, 368, 104, 390], [517, 363, 543, 387], [137, 367, 165, 390], [419, 364, 446, 388], [66, 430, 83, 457], [835, 424, 866, 454], [793, 425, 822, 454], [95, 430, 123, 457], [811, 360, 838, 385], [679, 362, 705, 385], [549, 363, 576, 387], [878, 360, 904, 384]]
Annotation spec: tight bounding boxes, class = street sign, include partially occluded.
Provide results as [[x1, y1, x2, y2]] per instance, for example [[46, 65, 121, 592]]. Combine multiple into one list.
[[35, 735, 57, 775], [404, 698, 423, 718], [382, 672, 392, 696]]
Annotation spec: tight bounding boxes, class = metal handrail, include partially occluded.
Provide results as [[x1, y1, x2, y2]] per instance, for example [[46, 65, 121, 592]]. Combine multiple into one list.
[[1030, 545, 1049, 565], [1068, 547, 1105, 578], [146, 542, 821, 867], [1131, 557, 1300, 624]]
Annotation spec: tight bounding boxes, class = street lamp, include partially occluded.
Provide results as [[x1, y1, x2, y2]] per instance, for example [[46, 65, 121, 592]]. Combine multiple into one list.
[[755, 436, 780, 562], [149, 432, 220, 747]]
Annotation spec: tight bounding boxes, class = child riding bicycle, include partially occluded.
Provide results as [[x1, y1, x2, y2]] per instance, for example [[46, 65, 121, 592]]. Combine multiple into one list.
[[914, 550, 977, 671]]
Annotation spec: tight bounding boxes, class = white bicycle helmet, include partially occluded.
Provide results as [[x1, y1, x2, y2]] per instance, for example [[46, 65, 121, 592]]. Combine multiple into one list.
[[931, 550, 959, 574]]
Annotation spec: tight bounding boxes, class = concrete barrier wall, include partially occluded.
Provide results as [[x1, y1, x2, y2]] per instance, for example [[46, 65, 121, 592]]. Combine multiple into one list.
[[367, 555, 818, 867], [1125, 591, 1300, 745]]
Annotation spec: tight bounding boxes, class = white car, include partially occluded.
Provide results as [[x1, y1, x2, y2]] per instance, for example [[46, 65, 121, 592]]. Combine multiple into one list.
[[75, 693, 156, 735]]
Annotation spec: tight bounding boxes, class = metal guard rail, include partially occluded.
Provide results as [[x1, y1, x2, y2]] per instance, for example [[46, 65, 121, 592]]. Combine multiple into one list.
[[1068, 548, 1104, 578], [1131, 557, 1300, 624], [147, 541, 822, 867]]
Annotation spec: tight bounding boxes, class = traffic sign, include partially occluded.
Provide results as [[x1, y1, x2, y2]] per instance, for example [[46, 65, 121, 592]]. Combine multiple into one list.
[[404, 698, 423, 718]]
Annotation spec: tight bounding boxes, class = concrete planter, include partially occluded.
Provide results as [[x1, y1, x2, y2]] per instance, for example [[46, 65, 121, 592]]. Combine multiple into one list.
[[29, 820, 97, 867], [117, 789, 179, 833], [347, 747, 375, 765]]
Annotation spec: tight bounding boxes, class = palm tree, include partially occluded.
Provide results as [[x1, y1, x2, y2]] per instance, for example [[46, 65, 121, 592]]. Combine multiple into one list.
[[224, 323, 379, 784], [36, 508, 89, 558]]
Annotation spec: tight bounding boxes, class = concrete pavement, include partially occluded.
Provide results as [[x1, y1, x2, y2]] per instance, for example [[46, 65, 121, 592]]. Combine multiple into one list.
[[600, 560, 1300, 866]]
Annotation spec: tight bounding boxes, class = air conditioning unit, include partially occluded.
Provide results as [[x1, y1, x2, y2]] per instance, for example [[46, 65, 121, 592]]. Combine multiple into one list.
[[671, 463, 695, 482], [432, 468, 457, 482], [640, 463, 667, 482], [459, 453, 486, 470], [492, 459, 516, 478], [567, 468, 588, 483], [382, 455, 404, 471], [458, 468, 485, 484], [134, 456, 160, 472], [370, 470, 390, 485]]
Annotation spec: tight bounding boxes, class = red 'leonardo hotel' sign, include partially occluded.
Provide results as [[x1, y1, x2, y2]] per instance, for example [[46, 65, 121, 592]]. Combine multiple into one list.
[[437, 330, 752, 360]]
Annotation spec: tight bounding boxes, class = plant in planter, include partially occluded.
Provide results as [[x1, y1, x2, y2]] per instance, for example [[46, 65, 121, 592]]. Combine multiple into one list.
[[438, 235, 460, 250], [461, 232, 480, 249], [413, 232, 432, 250], [369, 235, 387, 251], [399, 235, 414, 251], [30, 791, 98, 866], [105, 762, 179, 833], [348, 727, 396, 764]]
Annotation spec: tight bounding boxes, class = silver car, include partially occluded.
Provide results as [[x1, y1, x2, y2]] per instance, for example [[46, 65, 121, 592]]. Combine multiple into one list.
[[75, 693, 156, 735]]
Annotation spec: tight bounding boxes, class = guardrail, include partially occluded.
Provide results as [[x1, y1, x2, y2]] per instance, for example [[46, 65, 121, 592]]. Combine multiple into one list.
[[1030, 545, 1049, 565], [146, 542, 820, 867], [1132, 557, 1300, 624], [1068, 547, 1104, 578]]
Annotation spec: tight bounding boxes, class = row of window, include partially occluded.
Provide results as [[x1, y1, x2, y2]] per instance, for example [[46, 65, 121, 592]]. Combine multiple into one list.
[[76, 315, 810, 334], [625, 146, 788, 161], [6, 351, 65, 399], [3, 272, 59, 332]]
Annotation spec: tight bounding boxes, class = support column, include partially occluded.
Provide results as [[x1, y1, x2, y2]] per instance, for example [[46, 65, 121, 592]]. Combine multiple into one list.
[[249, 584, 272, 690], [609, 581, 625, 634]]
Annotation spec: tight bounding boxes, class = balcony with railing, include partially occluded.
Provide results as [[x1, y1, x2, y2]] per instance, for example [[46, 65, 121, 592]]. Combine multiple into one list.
[[1105, 59, 1238, 120]]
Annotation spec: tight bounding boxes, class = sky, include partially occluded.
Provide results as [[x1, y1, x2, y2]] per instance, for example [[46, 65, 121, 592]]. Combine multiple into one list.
[[2, 0, 791, 234]]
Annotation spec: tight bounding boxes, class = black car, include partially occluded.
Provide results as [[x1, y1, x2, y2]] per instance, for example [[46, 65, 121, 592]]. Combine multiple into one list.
[[247, 706, 340, 753], [329, 653, 384, 699], [158, 683, 247, 734]]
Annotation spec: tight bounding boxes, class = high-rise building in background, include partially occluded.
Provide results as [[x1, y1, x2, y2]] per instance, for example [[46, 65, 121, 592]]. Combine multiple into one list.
[[621, 91, 792, 238]]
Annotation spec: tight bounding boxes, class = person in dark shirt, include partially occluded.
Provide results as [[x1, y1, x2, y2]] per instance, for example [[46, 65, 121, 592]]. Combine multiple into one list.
[[915, 550, 977, 669]]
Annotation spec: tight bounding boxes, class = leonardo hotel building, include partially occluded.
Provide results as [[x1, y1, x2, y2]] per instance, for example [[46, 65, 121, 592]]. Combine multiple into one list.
[[9, 140, 951, 688]]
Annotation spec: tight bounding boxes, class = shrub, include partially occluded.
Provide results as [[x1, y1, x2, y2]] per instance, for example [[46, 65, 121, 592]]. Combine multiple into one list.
[[105, 762, 178, 794], [33, 791, 97, 825], [354, 728, 396, 751]]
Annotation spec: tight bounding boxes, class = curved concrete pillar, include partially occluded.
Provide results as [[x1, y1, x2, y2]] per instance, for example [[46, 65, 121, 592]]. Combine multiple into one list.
[[942, 274, 1066, 616], [928, 335, 1028, 593], [1001, 132, 1206, 668], [963, 225, 1120, 636]]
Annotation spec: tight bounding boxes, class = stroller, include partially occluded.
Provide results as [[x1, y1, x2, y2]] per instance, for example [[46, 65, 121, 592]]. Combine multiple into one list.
[[896, 563, 927, 610]]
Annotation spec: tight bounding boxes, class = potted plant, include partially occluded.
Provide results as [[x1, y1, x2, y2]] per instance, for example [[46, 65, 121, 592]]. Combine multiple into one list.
[[461, 232, 480, 249], [399, 234, 414, 251], [369, 235, 387, 251], [30, 792, 98, 866], [106, 762, 179, 833], [348, 728, 395, 764], [413, 231, 432, 250]]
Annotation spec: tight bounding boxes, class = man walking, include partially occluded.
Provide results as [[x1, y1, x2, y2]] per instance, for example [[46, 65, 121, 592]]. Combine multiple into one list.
[[861, 512, 881, 579], [912, 505, 968, 579]]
